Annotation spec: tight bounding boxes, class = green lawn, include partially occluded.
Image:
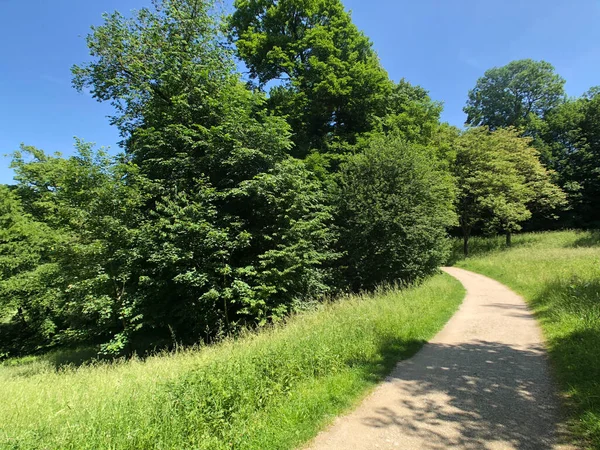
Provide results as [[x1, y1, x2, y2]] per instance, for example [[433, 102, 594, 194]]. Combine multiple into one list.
[[0, 274, 464, 450], [456, 230, 600, 449]]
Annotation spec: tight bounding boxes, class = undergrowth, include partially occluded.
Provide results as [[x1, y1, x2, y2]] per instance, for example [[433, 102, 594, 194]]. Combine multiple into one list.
[[0, 274, 464, 449]]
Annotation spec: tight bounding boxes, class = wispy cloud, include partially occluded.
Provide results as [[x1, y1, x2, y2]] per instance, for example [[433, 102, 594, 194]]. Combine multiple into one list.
[[458, 48, 482, 70], [40, 74, 67, 86]]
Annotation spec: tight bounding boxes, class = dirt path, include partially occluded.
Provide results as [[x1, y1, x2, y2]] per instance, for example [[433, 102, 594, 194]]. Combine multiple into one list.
[[305, 267, 571, 450]]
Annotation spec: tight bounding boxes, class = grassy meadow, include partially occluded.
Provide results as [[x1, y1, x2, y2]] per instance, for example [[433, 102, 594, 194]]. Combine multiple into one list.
[[455, 230, 600, 448], [0, 274, 464, 450]]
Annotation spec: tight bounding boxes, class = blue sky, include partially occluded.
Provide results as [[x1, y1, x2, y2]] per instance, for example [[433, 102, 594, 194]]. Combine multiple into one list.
[[1, 0, 599, 184]]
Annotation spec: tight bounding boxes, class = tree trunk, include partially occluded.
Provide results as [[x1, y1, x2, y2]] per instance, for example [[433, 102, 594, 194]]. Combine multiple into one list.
[[461, 223, 471, 257], [506, 231, 512, 247], [16, 306, 27, 325]]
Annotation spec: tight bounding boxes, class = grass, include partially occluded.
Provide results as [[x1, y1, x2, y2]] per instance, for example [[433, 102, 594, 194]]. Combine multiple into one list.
[[0, 273, 464, 450], [455, 230, 600, 449]]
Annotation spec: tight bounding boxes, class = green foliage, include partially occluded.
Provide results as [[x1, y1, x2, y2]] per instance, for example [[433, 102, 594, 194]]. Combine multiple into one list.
[[231, 158, 338, 318], [72, 0, 292, 186], [229, 0, 391, 156], [453, 127, 526, 251], [0, 185, 54, 317], [1, 143, 336, 356], [336, 135, 456, 290], [464, 59, 565, 131], [457, 230, 600, 449], [229, 0, 443, 160], [376, 79, 444, 145], [2, 143, 148, 355], [0, 185, 63, 355], [486, 128, 566, 233], [0, 274, 464, 449], [72, 0, 229, 137], [452, 127, 564, 254], [63, 0, 337, 352], [137, 158, 337, 342], [533, 89, 600, 226]]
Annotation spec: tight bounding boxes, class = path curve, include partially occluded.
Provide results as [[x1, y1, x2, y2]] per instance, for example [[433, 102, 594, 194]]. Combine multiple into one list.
[[305, 267, 570, 450]]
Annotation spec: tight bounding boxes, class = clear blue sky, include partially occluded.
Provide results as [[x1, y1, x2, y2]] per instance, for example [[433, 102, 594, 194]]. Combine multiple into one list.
[[1, 0, 599, 184]]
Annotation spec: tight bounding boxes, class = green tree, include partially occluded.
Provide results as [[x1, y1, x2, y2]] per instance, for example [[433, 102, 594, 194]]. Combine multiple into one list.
[[71, 0, 336, 349], [2, 142, 147, 355], [72, 0, 228, 138], [336, 135, 456, 290], [72, 0, 291, 188], [533, 88, 600, 226], [464, 59, 565, 131], [0, 186, 50, 317], [137, 158, 336, 342], [453, 127, 564, 255], [228, 0, 391, 156], [487, 128, 565, 244], [453, 128, 524, 255], [377, 79, 444, 145], [0, 185, 63, 355]]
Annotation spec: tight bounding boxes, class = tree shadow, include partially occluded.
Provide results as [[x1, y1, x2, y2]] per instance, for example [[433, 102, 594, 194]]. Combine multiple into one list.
[[0, 346, 119, 377], [568, 230, 600, 248], [483, 302, 536, 319], [361, 340, 572, 449], [446, 234, 542, 265]]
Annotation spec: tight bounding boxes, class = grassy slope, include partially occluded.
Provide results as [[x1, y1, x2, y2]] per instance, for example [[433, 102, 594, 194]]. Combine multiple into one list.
[[456, 230, 600, 448], [1, 274, 464, 450]]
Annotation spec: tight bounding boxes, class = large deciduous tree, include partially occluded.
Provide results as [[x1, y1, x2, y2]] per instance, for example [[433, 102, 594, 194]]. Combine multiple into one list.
[[228, 0, 391, 156], [72, 0, 290, 189], [453, 127, 564, 255], [533, 88, 600, 226], [64, 0, 337, 351], [486, 128, 566, 244], [464, 59, 565, 131]]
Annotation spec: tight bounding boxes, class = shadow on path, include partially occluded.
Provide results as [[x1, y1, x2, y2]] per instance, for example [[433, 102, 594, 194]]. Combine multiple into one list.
[[361, 340, 565, 449]]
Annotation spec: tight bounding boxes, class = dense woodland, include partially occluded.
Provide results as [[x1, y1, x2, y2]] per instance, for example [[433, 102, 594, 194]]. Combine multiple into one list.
[[0, 0, 597, 358]]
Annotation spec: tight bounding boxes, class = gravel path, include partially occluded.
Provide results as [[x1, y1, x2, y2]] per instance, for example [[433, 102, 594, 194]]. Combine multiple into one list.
[[305, 267, 572, 450]]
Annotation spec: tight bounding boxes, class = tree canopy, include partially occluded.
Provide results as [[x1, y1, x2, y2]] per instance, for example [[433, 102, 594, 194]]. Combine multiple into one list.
[[0, 2, 591, 361], [464, 59, 565, 131], [229, 0, 390, 156], [228, 0, 443, 160], [452, 127, 564, 254], [533, 88, 600, 226]]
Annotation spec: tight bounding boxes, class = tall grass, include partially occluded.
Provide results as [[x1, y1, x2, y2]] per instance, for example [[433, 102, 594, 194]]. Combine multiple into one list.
[[0, 274, 464, 450], [456, 230, 600, 449]]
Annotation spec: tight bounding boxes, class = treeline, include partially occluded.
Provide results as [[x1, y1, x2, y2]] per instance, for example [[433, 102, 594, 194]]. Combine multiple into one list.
[[464, 59, 600, 229], [0, 0, 593, 358]]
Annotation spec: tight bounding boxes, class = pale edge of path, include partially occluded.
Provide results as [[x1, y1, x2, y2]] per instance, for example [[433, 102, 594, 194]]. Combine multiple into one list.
[[303, 267, 575, 450]]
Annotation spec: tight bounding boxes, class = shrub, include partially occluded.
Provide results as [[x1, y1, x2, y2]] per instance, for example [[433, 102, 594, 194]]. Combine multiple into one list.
[[336, 135, 456, 290]]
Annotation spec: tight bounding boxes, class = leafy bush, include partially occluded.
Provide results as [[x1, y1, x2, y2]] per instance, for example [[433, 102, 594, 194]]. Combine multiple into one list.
[[336, 135, 456, 290], [136, 157, 337, 345]]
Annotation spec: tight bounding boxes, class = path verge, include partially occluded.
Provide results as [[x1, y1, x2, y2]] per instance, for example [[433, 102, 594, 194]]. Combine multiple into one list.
[[306, 267, 571, 450]]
